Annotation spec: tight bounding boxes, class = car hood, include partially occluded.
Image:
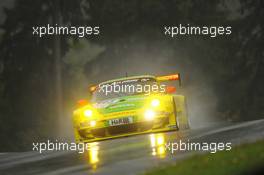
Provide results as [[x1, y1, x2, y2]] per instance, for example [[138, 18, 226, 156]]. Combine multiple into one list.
[[92, 95, 149, 114]]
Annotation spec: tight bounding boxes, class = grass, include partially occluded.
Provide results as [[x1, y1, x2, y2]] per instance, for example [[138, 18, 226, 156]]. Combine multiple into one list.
[[144, 140, 264, 175]]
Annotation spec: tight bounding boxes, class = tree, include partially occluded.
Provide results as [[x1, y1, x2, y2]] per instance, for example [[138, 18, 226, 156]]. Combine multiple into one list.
[[0, 0, 90, 150]]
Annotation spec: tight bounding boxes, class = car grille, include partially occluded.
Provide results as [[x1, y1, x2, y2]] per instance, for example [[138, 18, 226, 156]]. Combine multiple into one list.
[[91, 122, 153, 137], [108, 123, 138, 135]]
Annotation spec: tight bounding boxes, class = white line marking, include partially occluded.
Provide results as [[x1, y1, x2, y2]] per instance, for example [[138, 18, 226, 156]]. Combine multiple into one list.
[[189, 119, 264, 140]]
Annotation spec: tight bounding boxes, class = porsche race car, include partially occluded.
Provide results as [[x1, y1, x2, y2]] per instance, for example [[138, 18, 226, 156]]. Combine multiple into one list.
[[72, 73, 190, 143]]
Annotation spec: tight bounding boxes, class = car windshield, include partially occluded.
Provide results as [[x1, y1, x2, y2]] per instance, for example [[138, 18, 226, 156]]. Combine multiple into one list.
[[91, 77, 158, 102]]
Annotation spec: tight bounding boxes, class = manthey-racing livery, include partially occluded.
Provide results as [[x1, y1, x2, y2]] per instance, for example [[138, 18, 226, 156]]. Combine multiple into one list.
[[73, 74, 190, 143]]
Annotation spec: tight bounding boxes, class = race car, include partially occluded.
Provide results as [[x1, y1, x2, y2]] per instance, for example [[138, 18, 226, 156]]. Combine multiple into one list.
[[72, 73, 190, 143]]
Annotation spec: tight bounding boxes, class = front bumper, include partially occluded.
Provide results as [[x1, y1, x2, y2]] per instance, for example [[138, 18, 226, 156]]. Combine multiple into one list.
[[77, 115, 176, 143]]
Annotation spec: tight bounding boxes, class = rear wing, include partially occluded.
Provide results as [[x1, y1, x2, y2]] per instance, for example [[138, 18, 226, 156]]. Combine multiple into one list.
[[156, 73, 181, 86]]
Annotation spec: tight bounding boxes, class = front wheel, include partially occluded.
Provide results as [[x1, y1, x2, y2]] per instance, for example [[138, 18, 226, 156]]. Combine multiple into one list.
[[173, 95, 190, 130]]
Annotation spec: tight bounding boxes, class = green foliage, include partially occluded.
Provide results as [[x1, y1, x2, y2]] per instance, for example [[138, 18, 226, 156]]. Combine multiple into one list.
[[62, 39, 104, 101], [0, 0, 90, 151], [144, 140, 264, 175], [63, 39, 104, 83]]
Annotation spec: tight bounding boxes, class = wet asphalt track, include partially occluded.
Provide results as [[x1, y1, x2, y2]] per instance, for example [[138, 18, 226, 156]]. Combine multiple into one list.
[[0, 119, 264, 175]]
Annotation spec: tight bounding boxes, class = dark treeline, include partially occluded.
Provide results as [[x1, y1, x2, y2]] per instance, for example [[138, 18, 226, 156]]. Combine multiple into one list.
[[0, 0, 263, 151]]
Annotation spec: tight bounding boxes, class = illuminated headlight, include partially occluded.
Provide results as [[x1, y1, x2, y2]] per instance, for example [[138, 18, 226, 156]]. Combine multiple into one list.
[[144, 110, 155, 121], [90, 120, 96, 127], [84, 109, 93, 117], [151, 99, 160, 107]]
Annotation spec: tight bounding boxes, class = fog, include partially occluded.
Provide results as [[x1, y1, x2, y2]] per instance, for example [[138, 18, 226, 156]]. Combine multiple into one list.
[[81, 37, 222, 130]]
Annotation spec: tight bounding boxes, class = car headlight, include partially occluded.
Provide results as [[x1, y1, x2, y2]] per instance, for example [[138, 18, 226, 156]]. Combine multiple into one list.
[[84, 109, 93, 118], [144, 109, 155, 120], [90, 120, 96, 127], [151, 99, 160, 107]]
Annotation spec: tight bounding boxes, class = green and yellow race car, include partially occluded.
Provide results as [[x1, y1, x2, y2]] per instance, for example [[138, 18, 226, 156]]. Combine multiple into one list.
[[72, 73, 190, 143]]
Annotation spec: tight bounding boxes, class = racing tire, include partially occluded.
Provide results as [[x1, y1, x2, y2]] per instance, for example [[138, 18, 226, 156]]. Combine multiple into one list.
[[173, 96, 190, 130]]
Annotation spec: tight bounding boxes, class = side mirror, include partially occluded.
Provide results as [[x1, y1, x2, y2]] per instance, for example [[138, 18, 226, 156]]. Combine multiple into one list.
[[89, 85, 97, 94], [166, 86, 176, 94], [77, 99, 89, 107]]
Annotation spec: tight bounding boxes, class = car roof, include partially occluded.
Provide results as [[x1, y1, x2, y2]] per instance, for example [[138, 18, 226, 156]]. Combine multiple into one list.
[[99, 75, 156, 85]]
